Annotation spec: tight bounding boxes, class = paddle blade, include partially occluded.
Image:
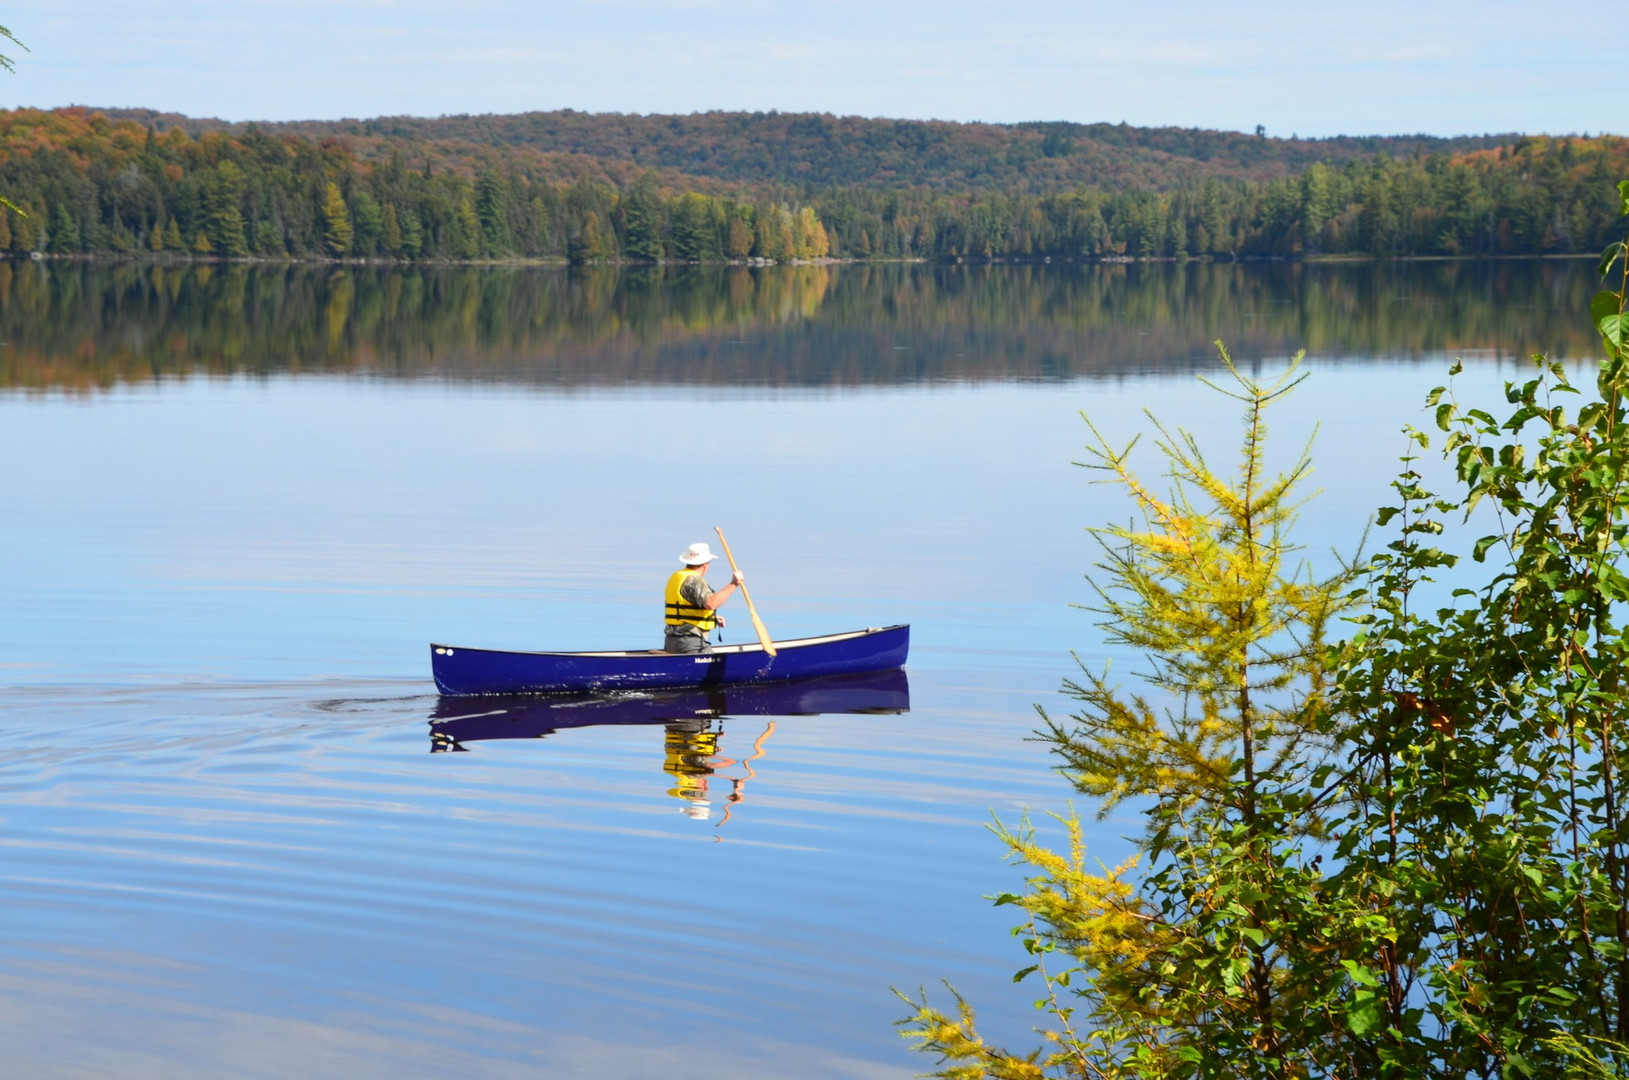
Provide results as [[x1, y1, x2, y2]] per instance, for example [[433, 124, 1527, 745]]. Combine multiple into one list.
[[751, 608, 777, 657]]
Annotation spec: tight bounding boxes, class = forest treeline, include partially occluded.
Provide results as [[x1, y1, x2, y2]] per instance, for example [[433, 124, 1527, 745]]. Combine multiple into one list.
[[0, 109, 830, 263], [1, 108, 1626, 264]]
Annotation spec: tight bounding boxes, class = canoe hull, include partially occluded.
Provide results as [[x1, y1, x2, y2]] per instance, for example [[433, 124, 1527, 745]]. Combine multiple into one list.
[[430, 624, 909, 696]]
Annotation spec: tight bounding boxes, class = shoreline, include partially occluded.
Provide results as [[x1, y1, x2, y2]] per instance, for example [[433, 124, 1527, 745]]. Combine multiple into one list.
[[0, 251, 1597, 269]]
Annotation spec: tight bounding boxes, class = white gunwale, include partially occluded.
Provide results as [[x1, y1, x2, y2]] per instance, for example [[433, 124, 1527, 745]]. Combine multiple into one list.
[[431, 625, 904, 659]]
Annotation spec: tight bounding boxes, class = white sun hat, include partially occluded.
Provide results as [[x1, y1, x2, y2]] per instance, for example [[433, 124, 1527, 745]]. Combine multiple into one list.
[[680, 542, 719, 565]]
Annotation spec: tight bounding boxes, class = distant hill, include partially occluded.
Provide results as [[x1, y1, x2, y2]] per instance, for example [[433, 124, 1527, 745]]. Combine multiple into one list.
[[91, 107, 1514, 195], [3, 106, 1623, 265]]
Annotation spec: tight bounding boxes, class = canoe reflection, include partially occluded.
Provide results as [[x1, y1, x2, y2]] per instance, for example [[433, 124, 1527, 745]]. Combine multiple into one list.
[[427, 669, 910, 823]]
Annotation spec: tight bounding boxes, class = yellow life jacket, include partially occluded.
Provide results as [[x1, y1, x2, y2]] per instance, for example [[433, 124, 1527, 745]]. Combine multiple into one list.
[[664, 569, 717, 631]]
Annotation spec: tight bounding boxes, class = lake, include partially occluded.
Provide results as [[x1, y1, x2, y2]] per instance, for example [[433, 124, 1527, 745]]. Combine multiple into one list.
[[0, 257, 1599, 1077]]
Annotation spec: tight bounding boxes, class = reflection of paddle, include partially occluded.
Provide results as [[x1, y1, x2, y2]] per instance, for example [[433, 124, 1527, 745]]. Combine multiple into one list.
[[717, 721, 777, 828], [715, 526, 777, 657]]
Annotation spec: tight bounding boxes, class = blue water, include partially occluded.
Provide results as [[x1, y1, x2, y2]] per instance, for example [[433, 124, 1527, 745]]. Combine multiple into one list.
[[0, 263, 1560, 1077]]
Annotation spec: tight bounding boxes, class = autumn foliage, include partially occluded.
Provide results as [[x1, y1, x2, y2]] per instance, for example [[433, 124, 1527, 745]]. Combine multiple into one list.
[[0, 108, 830, 264], [1, 107, 1627, 265]]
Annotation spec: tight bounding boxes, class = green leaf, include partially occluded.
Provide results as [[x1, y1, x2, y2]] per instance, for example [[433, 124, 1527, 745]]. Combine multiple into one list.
[[1592, 291, 1625, 357], [1600, 240, 1625, 279], [1346, 989, 1384, 1036], [1592, 290, 1622, 327], [1620, 179, 1629, 216], [1013, 964, 1039, 983], [1341, 960, 1381, 987], [1449, 359, 1464, 376], [1473, 534, 1501, 562], [1602, 314, 1625, 356]]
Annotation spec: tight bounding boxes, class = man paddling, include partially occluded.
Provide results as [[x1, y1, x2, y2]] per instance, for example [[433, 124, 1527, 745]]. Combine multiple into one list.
[[663, 542, 743, 653]]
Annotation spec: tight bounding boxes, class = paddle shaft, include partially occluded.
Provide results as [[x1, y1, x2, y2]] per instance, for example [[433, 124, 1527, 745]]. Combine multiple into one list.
[[714, 527, 777, 657]]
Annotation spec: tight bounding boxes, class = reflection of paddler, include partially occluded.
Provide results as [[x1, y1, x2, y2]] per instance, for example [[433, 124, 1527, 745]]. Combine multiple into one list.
[[662, 718, 737, 819]]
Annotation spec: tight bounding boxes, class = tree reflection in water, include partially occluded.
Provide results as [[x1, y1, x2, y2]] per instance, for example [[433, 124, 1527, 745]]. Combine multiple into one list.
[[0, 259, 1603, 392]]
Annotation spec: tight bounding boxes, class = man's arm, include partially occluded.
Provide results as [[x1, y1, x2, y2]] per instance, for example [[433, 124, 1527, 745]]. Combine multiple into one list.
[[694, 572, 743, 611]]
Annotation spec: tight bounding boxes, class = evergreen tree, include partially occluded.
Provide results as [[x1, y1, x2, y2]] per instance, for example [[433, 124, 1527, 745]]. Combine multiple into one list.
[[726, 213, 753, 259], [321, 181, 352, 256], [47, 202, 76, 252], [475, 171, 513, 255], [204, 161, 249, 257], [398, 208, 424, 257], [620, 177, 664, 261], [381, 202, 402, 255], [526, 195, 550, 255], [164, 219, 183, 251], [351, 191, 384, 256], [1299, 162, 1338, 253], [453, 196, 479, 258], [148, 219, 164, 252], [253, 219, 285, 257], [671, 192, 721, 261], [752, 213, 774, 259]]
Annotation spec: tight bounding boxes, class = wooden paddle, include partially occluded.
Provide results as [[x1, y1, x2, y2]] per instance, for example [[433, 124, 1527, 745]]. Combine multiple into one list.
[[714, 526, 777, 657]]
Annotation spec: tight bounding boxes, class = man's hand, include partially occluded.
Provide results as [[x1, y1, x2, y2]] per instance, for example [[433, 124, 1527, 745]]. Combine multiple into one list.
[[731, 570, 745, 586], [717, 615, 727, 628]]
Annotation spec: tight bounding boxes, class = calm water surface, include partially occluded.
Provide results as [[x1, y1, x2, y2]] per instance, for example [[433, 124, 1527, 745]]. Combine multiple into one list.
[[0, 260, 1597, 1077]]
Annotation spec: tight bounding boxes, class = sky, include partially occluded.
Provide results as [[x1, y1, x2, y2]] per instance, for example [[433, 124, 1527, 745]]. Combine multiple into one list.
[[1, 0, 1617, 138]]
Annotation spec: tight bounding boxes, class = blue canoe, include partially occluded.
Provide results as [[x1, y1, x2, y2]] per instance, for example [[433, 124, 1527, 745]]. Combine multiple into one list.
[[430, 624, 910, 696], [428, 668, 911, 748]]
